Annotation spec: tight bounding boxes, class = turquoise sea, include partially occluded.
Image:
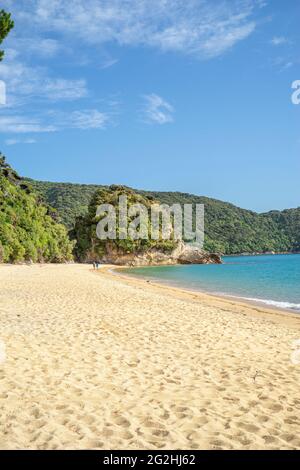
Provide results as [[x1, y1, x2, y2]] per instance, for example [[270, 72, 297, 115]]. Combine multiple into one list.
[[123, 254, 300, 312]]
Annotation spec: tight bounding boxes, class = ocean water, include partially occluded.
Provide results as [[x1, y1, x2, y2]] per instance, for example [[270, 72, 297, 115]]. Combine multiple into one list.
[[123, 254, 300, 312]]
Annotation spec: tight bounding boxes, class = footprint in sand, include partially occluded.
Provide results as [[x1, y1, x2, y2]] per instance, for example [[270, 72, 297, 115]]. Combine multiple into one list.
[[151, 429, 170, 438], [290, 339, 300, 365], [0, 340, 6, 365], [113, 416, 131, 428], [85, 439, 104, 448], [238, 422, 260, 433], [79, 414, 95, 425], [263, 435, 277, 444], [257, 414, 269, 423], [264, 402, 283, 413]]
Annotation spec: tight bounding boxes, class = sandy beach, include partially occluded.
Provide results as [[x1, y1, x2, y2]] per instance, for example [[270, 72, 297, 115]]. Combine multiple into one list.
[[0, 263, 300, 450]]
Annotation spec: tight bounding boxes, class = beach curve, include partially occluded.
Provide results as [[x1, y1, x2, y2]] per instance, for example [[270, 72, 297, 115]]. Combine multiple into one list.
[[0, 263, 300, 450]]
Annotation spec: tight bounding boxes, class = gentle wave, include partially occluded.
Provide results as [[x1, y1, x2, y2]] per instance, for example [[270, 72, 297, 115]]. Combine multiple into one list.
[[125, 254, 300, 312], [223, 294, 300, 311]]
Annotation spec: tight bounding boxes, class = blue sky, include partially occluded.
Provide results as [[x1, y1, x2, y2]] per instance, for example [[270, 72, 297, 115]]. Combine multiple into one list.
[[0, 0, 299, 212]]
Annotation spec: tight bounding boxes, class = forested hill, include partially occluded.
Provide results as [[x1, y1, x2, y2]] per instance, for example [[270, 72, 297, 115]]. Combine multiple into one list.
[[0, 159, 74, 263], [26, 179, 102, 230], [26, 178, 300, 255]]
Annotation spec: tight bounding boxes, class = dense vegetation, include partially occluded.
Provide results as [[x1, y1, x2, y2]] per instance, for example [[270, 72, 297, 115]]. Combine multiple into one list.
[[71, 185, 177, 261], [27, 179, 101, 229], [0, 9, 14, 62], [142, 191, 294, 254], [267, 208, 300, 252], [0, 157, 74, 263], [27, 179, 299, 255]]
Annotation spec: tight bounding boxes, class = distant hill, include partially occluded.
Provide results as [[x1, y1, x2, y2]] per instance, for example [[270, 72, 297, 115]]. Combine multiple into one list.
[[26, 178, 300, 255], [266, 208, 300, 252]]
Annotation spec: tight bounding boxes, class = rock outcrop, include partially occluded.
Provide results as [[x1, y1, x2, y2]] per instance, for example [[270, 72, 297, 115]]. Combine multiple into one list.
[[101, 241, 222, 266], [177, 243, 222, 265]]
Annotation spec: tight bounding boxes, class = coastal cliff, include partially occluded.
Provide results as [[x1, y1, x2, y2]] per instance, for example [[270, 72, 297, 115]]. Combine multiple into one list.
[[102, 241, 222, 266]]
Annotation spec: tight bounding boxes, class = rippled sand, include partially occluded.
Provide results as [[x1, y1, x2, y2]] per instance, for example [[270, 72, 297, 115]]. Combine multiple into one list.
[[0, 263, 299, 449]]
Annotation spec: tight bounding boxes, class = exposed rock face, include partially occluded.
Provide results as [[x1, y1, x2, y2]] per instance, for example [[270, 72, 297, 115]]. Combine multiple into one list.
[[177, 244, 222, 265], [100, 241, 222, 266]]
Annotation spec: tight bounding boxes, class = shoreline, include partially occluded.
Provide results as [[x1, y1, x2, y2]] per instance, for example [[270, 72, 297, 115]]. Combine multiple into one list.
[[100, 265, 300, 330], [1, 259, 299, 317], [223, 252, 300, 257], [114, 266, 300, 315]]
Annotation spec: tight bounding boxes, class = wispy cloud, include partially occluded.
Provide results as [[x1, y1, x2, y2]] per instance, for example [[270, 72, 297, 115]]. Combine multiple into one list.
[[271, 56, 294, 72], [51, 109, 111, 130], [5, 137, 37, 145], [0, 115, 56, 133], [13, 38, 62, 58], [0, 0, 266, 137], [0, 108, 113, 134], [41, 78, 88, 101], [6, 0, 262, 59], [100, 58, 119, 70], [270, 36, 288, 46], [0, 50, 88, 106], [256, 0, 268, 7], [143, 94, 174, 125]]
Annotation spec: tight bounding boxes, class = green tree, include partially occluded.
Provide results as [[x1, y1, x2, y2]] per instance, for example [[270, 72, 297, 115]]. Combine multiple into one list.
[[71, 185, 177, 262], [0, 156, 74, 263], [0, 9, 14, 61]]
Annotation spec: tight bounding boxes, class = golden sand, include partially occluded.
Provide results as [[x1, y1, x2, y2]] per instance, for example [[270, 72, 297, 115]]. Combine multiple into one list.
[[0, 263, 299, 449]]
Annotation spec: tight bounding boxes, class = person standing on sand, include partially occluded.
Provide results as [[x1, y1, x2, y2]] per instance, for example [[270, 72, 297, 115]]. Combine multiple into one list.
[[92, 261, 96, 270]]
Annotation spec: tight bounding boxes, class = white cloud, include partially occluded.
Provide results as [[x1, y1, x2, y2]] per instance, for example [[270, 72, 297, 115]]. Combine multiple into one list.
[[0, 51, 88, 106], [7, 0, 261, 59], [70, 110, 110, 129], [0, 108, 112, 134], [100, 58, 119, 69], [0, 115, 56, 133], [270, 36, 288, 46], [41, 78, 88, 101], [199, 22, 255, 58], [0, 0, 265, 136], [5, 137, 37, 145], [143, 94, 174, 125], [34, 38, 61, 58], [256, 0, 268, 8], [11, 38, 62, 58], [272, 56, 294, 72], [4, 139, 18, 145], [52, 109, 111, 130]]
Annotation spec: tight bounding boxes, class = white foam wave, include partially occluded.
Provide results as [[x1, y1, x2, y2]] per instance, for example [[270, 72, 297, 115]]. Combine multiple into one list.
[[223, 294, 300, 311]]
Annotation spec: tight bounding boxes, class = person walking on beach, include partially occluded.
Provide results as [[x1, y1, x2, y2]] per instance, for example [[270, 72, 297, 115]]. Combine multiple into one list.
[[92, 261, 96, 270]]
